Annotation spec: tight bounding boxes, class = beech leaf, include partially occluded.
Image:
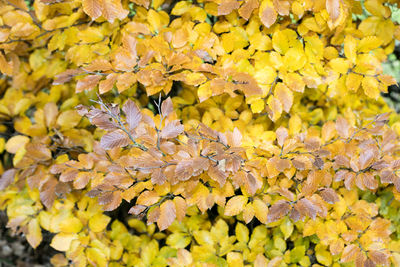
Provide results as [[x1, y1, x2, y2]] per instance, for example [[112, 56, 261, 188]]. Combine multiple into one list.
[[123, 99, 142, 130], [100, 130, 131, 150]]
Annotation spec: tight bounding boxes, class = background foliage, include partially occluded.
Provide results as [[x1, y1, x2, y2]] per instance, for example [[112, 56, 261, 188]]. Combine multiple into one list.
[[1, 0, 400, 266]]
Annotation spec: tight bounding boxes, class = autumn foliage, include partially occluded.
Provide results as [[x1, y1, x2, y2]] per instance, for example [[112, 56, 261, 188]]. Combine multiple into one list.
[[2, 0, 400, 266]]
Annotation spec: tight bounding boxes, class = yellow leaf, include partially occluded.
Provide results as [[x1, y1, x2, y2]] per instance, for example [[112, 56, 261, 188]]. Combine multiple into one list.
[[227, 252, 244, 267], [284, 72, 305, 92], [224, 195, 248, 216], [235, 223, 249, 243], [27, 218, 42, 249], [59, 217, 83, 233], [86, 247, 108, 267], [198, 82, 212, 102], [329, 58, 350, 74], [358, 36, 382, 53], [50, 233, 78, 251], [315, 245, 333, 266], [5, 135, 29, 154], [253, 198, 268, 224], [89, 213, 111, 232], [250, 99, 265, 113], [56, 110, 81, 130], [284, 48, 307, 71], [346, 72, 362, 91], [289, 114, 302, 135], [279, 217, 293, 239], [274, 82, 293, 113], [344, 35, 357, 64], [166, 232, 192, 248], [266, 95, 282, 122], [362, 76, 380, 99], [148, 9, 162, 32], [171, 1, 191, 15]]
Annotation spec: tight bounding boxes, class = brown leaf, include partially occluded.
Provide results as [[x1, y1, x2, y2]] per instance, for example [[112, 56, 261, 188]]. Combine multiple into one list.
[[99, 73, 118, 94], [161, 97, 174, 118], [174, 196, 187, 222], [128, 205, 146, 216], [244, 172, 260, 195], [276, 188, 295, 201], [0, 52, 13, 76], [295, 198, 318, 219], [238, 0, 259, 20], [160, 141, 176, 155], [276, 126, 288, 147], [208, 165, 227, 187], [175, 160, 194, 181], [91, 114, 118, 131], [137, 190, 160, 206], [355, 251, 367, 267], [82, 0, 102, 20], [84, 59, 112, 72], [53, 69, 83, 85], [157, 200, 176, 231], [362, 173, 378, 190], [320, 188, 339, 204], [73, 172, 91, 189], [313, 157, 324, 169], [101, 0, 129, 23], [341, 244, 360, 263], [0, 169, 16, 190], [260, 1, 277, 28], [116, 72, 137, 93], [130, 0, 150, 8], [103, 191, 122, 211], [40, 177, 58, 209], [122, 99, 142, 130], [100, 130, 131, 150], [160, 120, 184, 139], [218, 0, 240, 15], [274, 83, 293, 113], [267, 200, 290, 223], [359, 148, 375, 170], [25, 143, 52, 161], [273, 0, 290, 15], [44, 102, 58, 128], [232, 72, 263, 96], [321, 121, 336, 142], [76, 75, 102, 93], [147, 206, 160, 225], [326, 0, 340, 22], [336, 116, 351, 139], [60, 169, 79, 182], [379, 169, 395, 184], [344, 172, 356, 190], [275, 158, 291, 172], [363, 259, 376, 267], [151, 168, 166, 185], [368, 250, 389, 265], [122, 34, 137, 57]]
